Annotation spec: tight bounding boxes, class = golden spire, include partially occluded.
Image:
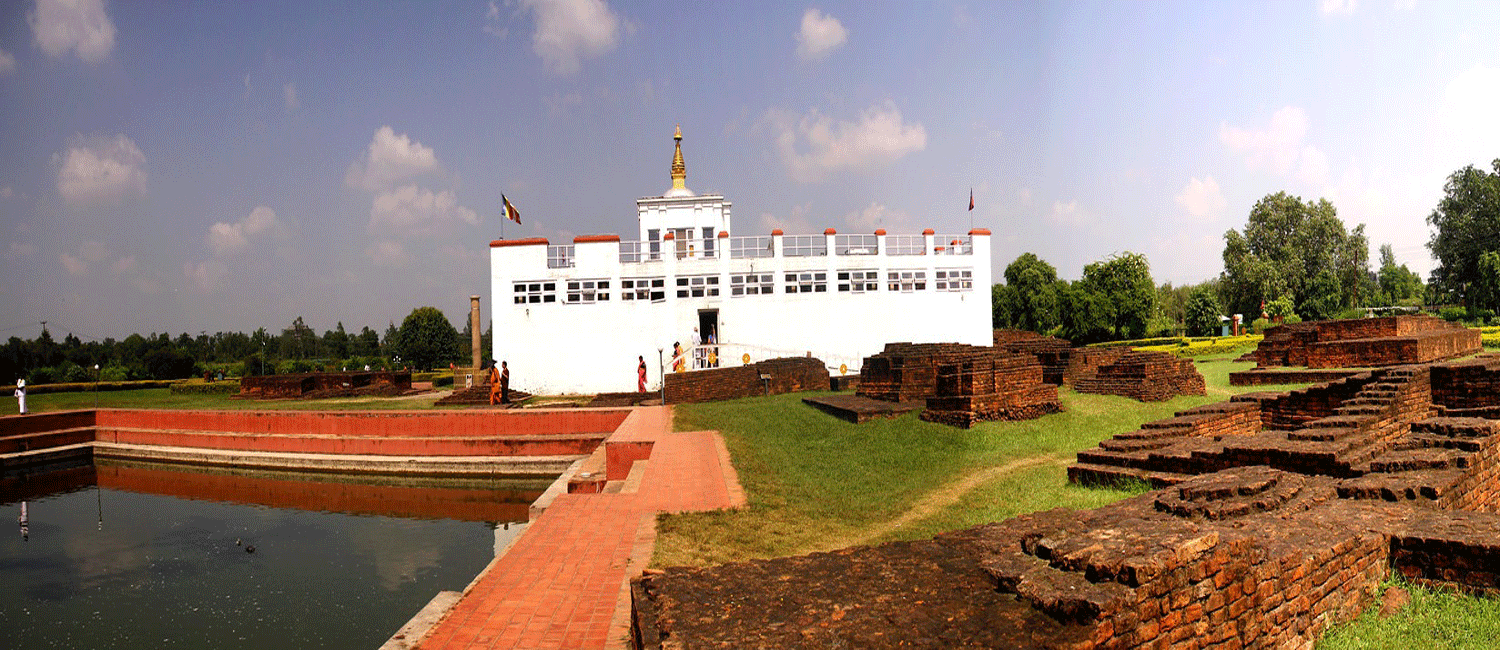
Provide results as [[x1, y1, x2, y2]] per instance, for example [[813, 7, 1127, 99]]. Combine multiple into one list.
[[670, 124, 687, 192]]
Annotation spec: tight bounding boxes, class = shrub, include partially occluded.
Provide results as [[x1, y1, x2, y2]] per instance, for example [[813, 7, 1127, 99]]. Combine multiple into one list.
[[1468, 307, 1495, 324], [1251, 317, 1271, 334], [28, 366, 58, 385], [1439, 306, 1467, 322], [1335, 307, 1368, 320], [100, 364, 130, 382], [170, 379, 241, 395]]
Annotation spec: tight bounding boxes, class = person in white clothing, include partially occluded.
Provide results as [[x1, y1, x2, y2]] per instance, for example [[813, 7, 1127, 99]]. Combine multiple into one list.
[[13, 378, 26, 415]]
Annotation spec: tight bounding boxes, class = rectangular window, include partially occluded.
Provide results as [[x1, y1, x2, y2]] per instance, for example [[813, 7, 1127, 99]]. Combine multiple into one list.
[[702, 227, 715, 257], [547, 245, 575, 269], [621, 277, 666, 302], [647, 229, 660, 260], [783, 235, 828, 257], [565, 279, 611, 304], [935, 269, 973, 291], [513, 281, 558, 304], [837, 269, 880, 293], [730, 273, 774, 296], [785, 271, 828, 294], [675, 274, 720, 298], [887, 270, 926, 293], [729, 236, 773, 259]]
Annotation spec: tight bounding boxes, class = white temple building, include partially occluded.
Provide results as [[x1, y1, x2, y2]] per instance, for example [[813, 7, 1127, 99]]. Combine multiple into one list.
[[490, 127, 992, 394]]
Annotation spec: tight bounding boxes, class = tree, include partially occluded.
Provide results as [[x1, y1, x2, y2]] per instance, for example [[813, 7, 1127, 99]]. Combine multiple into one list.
[[995, 253, 1060, 333], [1221, 192, 1369, 321], [1427, 160, 1500, 307], [395, 307, 460, 371], [1376, 244, 1424, 307], [1185, 285, 1223, 337], [1085, 252, 1157, 340]]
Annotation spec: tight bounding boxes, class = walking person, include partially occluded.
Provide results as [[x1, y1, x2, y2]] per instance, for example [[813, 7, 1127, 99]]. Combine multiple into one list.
[[637, 356, 648, 393]]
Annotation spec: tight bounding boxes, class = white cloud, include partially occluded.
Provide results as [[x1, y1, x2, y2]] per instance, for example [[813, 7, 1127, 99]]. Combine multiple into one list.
[[484, 0, 508, 38], [366, 240, 411, 268], [8, 241, 35, 258], [184, 260, 228, 291], [111, 255, 136, 275], [208, 205, 285, 257], [57, 240, 108, 276], [842, 201, 914, 232], [1319, 0, 1358, 15], [29, 0, 115, 63], [1175, 176, 1227, 219], [54, 133, 148, 206], [520, 0, 620, 75], [1219, 106, 1309, 176], [796, 9, 847, 61], [370, 185, 479, 231], [345, 126, 440, 191], [0, 48, 16, 74], [0, 186, 13, 199], [59, 252, 87, 276], [1297, 145, 1330, 186], [1437, 64, 1500, 167], [1048, 199, 1089, 226], [758, 203, 814, 234], [543, 91, 582, 115], [283, 82, 299, 112], [764, 101, 927, 182]]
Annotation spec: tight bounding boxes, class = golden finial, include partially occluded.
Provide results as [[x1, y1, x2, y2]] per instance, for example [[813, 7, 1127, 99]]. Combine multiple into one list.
[[670, 124, 687, 191]]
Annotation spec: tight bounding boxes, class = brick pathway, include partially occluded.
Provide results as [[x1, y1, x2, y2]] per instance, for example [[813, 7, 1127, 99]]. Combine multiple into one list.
[[416, 406, 743, 650]]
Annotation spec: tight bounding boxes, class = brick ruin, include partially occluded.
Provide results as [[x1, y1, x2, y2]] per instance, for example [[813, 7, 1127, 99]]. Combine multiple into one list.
[[661, 357, 829, 405], [630, 354, 1500, 648], [237, 370, 412, 399], [855, 343, 1060, 427], [919, 348, 1062, 428], [1071, 351, 1207, 402], [991, 330, 1130, 386], [1243, 315, 1479, 370]]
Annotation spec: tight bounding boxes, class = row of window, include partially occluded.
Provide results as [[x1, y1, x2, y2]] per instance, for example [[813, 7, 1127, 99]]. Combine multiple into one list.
[[515, 269, 972, 304]]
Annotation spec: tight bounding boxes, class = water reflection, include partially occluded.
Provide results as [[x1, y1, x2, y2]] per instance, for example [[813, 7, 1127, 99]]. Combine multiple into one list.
[[0, 461, 548, 649]]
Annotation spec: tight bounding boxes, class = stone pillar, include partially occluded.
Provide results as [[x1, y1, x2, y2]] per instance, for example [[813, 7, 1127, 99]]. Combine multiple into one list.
[[469, 295, 482, 369]]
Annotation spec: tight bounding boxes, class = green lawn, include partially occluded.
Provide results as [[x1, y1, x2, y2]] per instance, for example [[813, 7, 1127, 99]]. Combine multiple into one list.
[[656, 355, 1500, 646], [655, 355, 1289, 567], [1319, 581, 1500, 649]]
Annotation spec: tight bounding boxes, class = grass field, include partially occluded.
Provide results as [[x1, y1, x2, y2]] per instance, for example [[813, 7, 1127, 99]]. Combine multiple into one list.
[[655, 353, 1500, 646]]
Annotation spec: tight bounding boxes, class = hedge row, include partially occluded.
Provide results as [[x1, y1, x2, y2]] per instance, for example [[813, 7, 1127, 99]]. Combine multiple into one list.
[[169, 380, 242, 395], [16, 380, 179, 394]]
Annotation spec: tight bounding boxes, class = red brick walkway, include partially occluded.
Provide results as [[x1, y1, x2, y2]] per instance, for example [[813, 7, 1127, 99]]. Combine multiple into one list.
[[416, 406, 743, 650]]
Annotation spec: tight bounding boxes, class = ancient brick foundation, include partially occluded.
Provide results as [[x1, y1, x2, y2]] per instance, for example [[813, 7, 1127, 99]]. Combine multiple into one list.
[[919, 349, 1061, 428], [1070, 351, 1207, 402], [1246, 315, 1479, 369], [662, 357, 828, 404], [238, 371, 412, 399], [993, 329, 1077, 385], [856, 343, 988, 403], [632, 354, 1500, 649]]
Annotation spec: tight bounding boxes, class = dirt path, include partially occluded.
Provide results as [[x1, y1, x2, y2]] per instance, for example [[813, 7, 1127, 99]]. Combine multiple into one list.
[[818, 453, 1074, 551]]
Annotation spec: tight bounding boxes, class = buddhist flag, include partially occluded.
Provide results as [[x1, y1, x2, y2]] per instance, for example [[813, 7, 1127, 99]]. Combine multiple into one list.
[[502, 194, 522, 224], [968, 188, 974, 211]]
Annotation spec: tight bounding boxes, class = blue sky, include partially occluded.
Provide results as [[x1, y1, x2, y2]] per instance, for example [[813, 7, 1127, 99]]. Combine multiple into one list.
[[3, 0, 1500, 341]]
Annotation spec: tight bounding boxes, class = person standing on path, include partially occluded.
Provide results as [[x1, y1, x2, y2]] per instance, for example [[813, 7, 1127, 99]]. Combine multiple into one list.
[[488, 362, 502, 406], [638, 356, 648, 393], [500, 361, 511, 404], [13, 379, 25, 415]]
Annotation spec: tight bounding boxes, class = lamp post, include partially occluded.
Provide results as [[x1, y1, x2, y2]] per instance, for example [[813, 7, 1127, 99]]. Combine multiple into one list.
[[260, 340, 265, 376], [93, 364, 99, 409]]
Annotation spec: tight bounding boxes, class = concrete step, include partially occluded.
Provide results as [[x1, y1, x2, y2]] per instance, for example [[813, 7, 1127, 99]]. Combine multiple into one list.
[[95, 427, 608, 457], [0, 427, 95, 454]]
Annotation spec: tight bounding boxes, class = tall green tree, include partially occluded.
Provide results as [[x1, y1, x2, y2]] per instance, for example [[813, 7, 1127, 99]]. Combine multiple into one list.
[[993, 253, 1060, 333], [1184, 285, 1223, 337], [396, 307, 460, 371], [1376, 244, 1425, 307], [1427, 159, 1500, 308], [1221, 191, 1369, 320], [1059, 252, 1157, 343]]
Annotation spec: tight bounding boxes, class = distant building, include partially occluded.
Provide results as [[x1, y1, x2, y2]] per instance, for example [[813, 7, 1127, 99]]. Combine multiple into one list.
[[490, 127, 992, 394]]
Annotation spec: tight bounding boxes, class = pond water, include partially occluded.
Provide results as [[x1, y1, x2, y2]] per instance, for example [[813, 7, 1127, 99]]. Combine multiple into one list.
[[0, 461, 544, 649]]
